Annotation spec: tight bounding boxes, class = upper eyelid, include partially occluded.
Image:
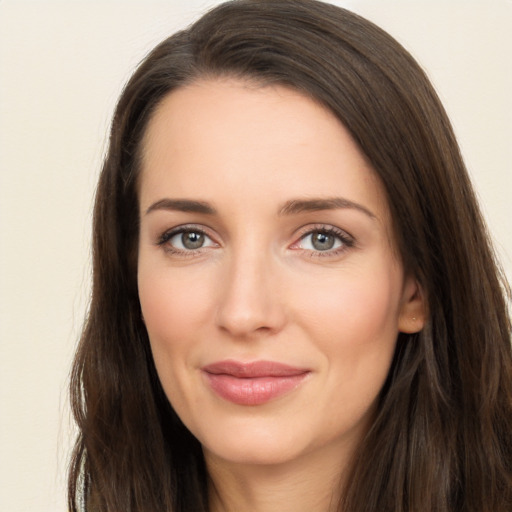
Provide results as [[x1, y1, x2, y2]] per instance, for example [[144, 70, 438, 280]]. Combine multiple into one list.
[[290, 225, 356, 253], [294, 223, 354, 241], [155, 223, 355, 249], [157, 224, 217, 245], [161, 223, 214, 236]]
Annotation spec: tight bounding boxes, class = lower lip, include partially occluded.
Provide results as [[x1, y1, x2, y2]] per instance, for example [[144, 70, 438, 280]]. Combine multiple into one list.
[[203, 373, 309, 405]]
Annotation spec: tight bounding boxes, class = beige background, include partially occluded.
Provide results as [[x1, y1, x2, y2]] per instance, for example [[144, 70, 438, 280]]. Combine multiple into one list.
[[0, 1, 510, 511]]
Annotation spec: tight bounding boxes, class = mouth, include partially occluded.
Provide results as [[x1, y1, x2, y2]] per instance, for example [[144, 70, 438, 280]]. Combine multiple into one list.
[[201, 360, 311, 406]]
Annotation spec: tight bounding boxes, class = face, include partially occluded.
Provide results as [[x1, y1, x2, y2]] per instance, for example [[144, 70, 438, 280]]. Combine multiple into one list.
[[137, 79, 424, 470]]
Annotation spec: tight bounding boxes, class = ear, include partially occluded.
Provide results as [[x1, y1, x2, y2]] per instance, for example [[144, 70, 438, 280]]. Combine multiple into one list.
[[398, 276, 426, 333]]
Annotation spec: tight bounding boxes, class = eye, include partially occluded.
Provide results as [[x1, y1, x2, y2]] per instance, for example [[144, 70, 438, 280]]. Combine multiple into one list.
[[172, 230, 208, 250], [301, 231, 341, 251], [291, 226, 354, 256], [158, 226, 217, 253]]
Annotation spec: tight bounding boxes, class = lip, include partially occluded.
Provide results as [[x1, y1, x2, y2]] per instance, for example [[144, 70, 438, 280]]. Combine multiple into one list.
[[201, 360, 310, 406]]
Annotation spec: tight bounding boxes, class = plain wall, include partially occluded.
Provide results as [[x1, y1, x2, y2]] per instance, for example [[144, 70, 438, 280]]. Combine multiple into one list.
[[0, 1, 510, 511]]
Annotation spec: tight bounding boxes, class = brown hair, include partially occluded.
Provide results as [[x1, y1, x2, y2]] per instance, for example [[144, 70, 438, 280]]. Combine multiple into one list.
[[68, 1, 512, 510]]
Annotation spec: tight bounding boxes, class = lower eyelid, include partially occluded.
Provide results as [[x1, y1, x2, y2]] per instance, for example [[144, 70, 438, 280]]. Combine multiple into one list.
[[156, 225, 222, 258]]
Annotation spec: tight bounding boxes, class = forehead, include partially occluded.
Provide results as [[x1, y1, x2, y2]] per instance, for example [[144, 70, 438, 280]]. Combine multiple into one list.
[[139, 78, 390, 225]]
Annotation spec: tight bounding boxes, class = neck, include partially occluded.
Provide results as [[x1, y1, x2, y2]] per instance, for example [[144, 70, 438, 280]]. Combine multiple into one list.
[[205, 443, 351, 512]]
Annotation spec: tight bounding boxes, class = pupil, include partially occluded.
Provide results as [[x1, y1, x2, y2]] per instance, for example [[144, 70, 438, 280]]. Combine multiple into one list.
[[312, 232, 334, 251], [182, 231, 204, 249]]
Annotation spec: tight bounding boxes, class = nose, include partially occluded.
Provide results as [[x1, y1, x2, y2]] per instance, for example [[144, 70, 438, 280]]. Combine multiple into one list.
[[215, 248, 286, 338]]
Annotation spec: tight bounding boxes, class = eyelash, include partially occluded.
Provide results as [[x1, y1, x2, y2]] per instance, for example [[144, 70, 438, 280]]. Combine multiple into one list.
[[291, 225, 355, 258], [156, 224, 355, 258], [156, 225, 217, 257]]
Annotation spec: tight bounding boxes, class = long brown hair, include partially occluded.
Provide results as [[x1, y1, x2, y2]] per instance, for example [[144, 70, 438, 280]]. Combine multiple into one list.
[[68, 1, 512, 510]]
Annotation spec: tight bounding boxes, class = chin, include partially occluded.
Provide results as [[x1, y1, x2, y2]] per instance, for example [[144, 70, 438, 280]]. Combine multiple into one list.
[[203, 435, 305, 467], [188, 414, 306, 466]]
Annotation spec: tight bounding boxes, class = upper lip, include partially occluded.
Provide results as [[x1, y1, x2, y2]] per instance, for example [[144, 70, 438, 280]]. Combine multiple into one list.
[[202, 360, 310, 378]]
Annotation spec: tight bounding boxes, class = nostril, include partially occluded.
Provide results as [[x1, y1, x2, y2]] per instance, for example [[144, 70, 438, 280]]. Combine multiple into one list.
[[215, 296, 285, 338]]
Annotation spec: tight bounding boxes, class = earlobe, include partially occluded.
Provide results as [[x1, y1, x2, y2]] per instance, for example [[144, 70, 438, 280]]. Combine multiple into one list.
[[398, 277, 426, 333]]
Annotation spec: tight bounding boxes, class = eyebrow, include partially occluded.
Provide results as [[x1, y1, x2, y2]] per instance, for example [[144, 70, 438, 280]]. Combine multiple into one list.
[[145, 196, 375, 219], [145, 199, 217, 216], [278, 197, 376, 219]]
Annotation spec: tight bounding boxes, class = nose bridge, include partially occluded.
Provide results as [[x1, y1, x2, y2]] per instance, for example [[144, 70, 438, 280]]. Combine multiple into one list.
[[215, 237, 284, 337]]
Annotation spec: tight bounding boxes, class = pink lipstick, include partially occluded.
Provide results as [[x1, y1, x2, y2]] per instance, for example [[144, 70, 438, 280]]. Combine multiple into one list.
[[201, 360, 310, 405]]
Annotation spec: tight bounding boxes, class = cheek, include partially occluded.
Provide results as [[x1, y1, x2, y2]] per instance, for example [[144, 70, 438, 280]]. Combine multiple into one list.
[[137, 263, 218, 394], [138, 264, 213, 340], [137, 263, 218, 420], [292, 266, 402, 433], [294, 262, 402, 407], [296, 265, 402, 346]]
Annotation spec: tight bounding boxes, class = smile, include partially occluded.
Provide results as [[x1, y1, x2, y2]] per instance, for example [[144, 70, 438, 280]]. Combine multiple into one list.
[[201, 360, 311, 406]]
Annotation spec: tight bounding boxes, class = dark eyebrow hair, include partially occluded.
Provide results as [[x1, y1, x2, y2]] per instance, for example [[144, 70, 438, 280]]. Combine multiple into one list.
[[145, 197, 375, 219], [278, 197, 376, 219], [145, 199, 217, 215]]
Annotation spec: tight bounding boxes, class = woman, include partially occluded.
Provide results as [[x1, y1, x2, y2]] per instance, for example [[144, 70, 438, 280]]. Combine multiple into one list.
[[68, 1, 512, 511]]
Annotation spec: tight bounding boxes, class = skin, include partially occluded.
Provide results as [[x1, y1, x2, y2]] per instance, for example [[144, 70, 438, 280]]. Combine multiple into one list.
[[137, 79, 425, 512]]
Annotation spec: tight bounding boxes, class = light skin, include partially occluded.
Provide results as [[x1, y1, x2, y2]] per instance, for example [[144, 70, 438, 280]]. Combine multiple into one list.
[[137, 79, 425, 512]]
